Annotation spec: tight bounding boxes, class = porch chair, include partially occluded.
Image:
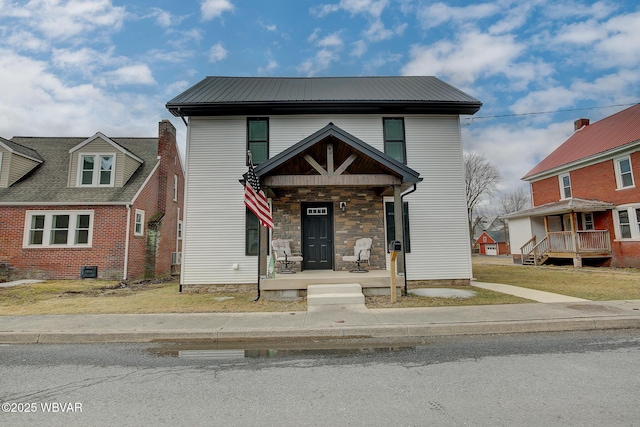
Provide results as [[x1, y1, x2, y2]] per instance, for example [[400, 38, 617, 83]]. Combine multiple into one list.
[[343, 237, 372, 273], [271, 239, 303, 274]]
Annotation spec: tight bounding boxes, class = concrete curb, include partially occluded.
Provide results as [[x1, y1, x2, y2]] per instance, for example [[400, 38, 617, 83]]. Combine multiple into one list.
[[2, 316, 639, 344]]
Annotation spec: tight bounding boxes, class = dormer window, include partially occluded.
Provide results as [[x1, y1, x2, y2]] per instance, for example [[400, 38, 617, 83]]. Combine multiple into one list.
[[79, 154, 114, 187]]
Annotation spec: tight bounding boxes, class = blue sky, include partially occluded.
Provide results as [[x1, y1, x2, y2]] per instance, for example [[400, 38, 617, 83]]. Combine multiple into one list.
[[1, 0, 639, 208]]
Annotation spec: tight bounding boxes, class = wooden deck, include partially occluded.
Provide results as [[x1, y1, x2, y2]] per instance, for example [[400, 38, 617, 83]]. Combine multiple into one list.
[[521, 230, 612, 266]]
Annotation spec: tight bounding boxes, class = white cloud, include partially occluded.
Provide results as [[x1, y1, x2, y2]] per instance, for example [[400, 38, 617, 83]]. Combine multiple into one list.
[[363, 20, 406, 42], [298, 31, 344, 76], [6, 30, 49, 52], [318, 32, 344, 48], [0, 49, 162, 139], [201, 0, 234, 21], [351, 40, 367, 57], [258, 60, 279, 75], [402, 31, 524, 86], [417, 1, 501, 30], [166, 80, 190, 97], [29, 0, 126, 40], [464, 121, 573, 194], [297, 49, 340, 76], [149, 7, 186, 28], [313, 0, 389, 18], [102, 65, 156, 86], [208, 42, 228, 62], [363, 51, 403, 73]]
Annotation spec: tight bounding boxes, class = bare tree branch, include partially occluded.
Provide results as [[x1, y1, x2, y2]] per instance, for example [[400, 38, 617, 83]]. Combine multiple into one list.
[[464, 152, 501, 244], [497, 187, 530, 215]]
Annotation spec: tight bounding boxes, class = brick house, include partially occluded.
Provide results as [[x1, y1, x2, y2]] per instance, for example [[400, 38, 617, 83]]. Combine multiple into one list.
[[166, 76, 482, 296], [504, 104, 640, 268], [0, 120, 184, 280]]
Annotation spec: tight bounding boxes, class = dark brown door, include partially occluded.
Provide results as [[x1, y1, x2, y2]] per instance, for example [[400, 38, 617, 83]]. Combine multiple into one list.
[[302, 202, 333, 270]]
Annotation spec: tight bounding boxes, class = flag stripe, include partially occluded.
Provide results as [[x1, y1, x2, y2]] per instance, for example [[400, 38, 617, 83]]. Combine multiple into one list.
[[244, 160, 273, 229]]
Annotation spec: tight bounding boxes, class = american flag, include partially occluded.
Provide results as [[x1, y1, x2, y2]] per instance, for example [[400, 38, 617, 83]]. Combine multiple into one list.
[[244, 158, 273, 229]]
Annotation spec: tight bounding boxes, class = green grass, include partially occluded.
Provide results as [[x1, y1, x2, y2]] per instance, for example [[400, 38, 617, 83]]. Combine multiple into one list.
[[473, 263, 640, 301]]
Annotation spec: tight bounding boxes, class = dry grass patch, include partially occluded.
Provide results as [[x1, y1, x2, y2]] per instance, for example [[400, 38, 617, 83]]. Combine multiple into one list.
[[0, 280, 306, 315], [473, 263, 640, 301]]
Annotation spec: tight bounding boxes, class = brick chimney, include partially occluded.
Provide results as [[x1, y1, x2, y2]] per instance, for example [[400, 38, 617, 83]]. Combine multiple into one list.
[[574, 118, 590, 131], [157, 119, 177, 214]]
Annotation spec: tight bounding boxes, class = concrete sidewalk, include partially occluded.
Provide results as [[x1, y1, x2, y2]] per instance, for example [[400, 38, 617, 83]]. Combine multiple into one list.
[[1, 298, 639, 344]]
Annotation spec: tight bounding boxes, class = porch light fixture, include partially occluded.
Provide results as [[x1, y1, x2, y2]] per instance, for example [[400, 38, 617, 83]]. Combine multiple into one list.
[[340, 202, 347, 212]]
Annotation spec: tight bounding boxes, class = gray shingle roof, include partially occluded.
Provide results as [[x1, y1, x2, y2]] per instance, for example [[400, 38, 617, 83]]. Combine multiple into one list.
[[167, 76, 482, 116], [0, 137, 44, 162], [0, 136, 158, 204]]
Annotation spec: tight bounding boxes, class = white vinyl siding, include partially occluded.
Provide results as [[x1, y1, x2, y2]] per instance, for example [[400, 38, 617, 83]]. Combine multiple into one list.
[[402, 116, 472, 280], [181, 114, 471, 285], [182, 117, 252, 284], [3, 153, 40, 187]]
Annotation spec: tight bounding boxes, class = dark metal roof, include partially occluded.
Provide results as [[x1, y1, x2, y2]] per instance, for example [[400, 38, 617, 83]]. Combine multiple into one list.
[[0, 136, 158, 204], [253, 123, 421, 189], [167, 76, 482, 116]]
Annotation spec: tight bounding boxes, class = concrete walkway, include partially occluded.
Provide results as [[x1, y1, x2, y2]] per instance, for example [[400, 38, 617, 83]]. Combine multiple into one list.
[[471, 282, 589, 303]]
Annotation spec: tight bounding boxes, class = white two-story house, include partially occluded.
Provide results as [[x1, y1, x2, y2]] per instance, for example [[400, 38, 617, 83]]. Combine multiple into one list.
[[166, 76, 482, 297]]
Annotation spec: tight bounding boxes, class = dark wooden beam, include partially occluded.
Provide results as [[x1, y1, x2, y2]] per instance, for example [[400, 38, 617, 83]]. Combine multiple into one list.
[[263, 174, 401, 187]]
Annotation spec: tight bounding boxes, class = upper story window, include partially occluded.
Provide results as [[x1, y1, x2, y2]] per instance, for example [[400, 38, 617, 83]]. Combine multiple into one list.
[[24, 210, 93, 247], [615, 205, 640, 240], [383, 118, 406, 164], [559, 173, 572, 199], [79, 154, 114, 187], [614, 156, 635, 189], [247, 118, 268, 165]]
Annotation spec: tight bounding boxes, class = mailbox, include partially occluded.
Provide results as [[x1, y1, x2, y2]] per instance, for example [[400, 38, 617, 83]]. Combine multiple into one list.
[[389, 240, 402, 252]]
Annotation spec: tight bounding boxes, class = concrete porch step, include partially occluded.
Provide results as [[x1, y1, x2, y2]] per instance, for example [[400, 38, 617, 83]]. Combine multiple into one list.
[[307, 283, 365, 306]]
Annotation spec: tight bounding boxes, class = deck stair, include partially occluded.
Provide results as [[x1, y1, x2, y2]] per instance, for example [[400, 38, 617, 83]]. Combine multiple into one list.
[[307, 283, 365, 306]]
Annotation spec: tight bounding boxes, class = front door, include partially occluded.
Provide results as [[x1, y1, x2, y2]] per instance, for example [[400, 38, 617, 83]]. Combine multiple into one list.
[[302, 202, 334, 270]]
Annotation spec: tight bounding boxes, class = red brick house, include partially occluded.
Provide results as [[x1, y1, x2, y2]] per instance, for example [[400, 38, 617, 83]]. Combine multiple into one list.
[[475, 230, 508, 256], [504, 104, 640, 268], [0, 120, 184, 280]]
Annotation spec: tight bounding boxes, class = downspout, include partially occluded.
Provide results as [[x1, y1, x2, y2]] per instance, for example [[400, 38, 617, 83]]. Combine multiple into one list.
[[401, 184, 417, 296], [123, 204, 132, 281]]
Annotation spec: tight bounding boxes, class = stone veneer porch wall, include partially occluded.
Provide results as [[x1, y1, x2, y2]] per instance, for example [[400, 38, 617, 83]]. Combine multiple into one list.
[[271, 186, 387, 271]]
